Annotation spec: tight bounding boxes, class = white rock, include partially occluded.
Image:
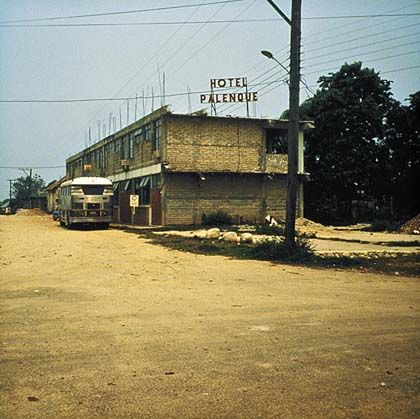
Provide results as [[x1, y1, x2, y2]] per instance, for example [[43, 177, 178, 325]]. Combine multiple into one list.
[[223, 231, 239, 242], [206, 228, 221, 239], [240, 233, 254, 243], [193, 230, 208, 239]]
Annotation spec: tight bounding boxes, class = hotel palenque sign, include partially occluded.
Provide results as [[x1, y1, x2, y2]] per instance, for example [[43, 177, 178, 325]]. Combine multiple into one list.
[[200, 77, 257, 104]]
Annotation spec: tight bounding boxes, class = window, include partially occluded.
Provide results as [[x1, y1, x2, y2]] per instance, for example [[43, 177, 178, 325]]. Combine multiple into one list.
[[120, 137, 126, 159], [113, 182, 119, 205], [82, 185, 105, 195], [151, 174, 161, 188], [134, 128, 142, 144], [135, 177, 150, 205], [154, 119, 161, 150], [266, 128, 288, 154], [129, 134, 135, 159], [144, 124, 152, 141]]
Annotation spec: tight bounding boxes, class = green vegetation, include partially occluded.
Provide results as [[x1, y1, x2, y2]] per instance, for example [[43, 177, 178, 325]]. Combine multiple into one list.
[[282, 62, 420, 224], [202, 210, 234, 226], [250, 236, 314, 261], [254, 223, 284, 236], [133, 230, 419, 277], [12, 174, 45, 208]]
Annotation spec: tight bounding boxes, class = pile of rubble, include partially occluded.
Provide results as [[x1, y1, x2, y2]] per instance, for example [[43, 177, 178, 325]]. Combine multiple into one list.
[[191, 228, 254, 243], [15, 208, 47, 217], [399, 214, 420, 235]]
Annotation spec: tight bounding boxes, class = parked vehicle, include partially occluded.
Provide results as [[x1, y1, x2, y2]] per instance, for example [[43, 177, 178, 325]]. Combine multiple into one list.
[[58, 177, 113, 228]]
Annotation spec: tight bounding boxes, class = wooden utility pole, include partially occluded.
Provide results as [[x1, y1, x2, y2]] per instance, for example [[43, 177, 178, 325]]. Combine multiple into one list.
[[285, 0, 301, 254], [8, 179, 14, 205], [266, 0, 301, 254]]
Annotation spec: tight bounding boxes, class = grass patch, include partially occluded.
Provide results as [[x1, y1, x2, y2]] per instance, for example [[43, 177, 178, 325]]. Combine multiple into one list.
[[254, 224, 284, 236], [312, 253, 420, 277], [381, 240, 420, 247], [137, 231, 420, 277], [202, 210, 234, 226]]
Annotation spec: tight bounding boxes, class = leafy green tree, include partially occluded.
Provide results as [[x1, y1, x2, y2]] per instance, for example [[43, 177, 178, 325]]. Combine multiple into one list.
[[296, 62, 395, 222], [12, 174, 45, 207], [379, 92, 420, 218]]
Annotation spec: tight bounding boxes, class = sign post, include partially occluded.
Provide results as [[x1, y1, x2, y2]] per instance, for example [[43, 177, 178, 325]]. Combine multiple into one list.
[[130, 194, 139, 225]]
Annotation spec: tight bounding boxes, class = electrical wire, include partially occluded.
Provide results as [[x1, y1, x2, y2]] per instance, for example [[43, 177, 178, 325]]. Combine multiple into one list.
[[307, 22, 420, 55], [2, 14, 420, 28], [0, 166, 66, 169], [0, 80, 293, 104], [304, 42, 420, 69], [0, 0, 245, 24], [303, 30, 420, 65]]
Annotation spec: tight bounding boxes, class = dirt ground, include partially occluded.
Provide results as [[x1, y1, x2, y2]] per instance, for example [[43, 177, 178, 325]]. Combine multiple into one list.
[[1, 214, 419, 418]]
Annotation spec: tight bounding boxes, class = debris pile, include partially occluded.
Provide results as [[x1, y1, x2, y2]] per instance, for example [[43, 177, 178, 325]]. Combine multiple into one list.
[[295, 217, 330, 236], [399, 214, 420, 235], [15, 208, 47, 217]]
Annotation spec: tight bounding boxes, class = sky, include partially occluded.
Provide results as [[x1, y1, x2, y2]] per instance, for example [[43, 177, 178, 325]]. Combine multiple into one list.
[[0, 0, 419, 200]]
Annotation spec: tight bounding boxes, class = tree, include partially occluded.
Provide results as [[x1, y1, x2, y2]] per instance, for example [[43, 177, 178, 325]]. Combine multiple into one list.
[[295, 62, 395, 222], [12, 174, 45, 208], [380, 91, 420, 218]]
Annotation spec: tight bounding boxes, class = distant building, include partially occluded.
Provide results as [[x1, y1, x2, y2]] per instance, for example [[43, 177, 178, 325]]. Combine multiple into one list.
[[45, 176, 68, 213], [66, 106, 311, 226]]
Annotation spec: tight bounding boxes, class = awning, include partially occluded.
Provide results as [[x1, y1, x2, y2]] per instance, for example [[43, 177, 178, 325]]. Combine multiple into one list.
[[139, 176, 150, 188], [113, 182, 119, 191], [121, 180, 131, 191]]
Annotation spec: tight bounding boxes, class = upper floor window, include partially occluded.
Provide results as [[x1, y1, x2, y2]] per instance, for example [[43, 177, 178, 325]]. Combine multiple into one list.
[[144, 124, 152, 141], [266, 128, 288, 154], [129, 134, 135, 159], [154, 119, 161, 150]]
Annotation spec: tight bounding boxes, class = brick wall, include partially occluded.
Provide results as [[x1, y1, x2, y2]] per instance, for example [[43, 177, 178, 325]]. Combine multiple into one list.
[[163, 172, 287, 225], [165, 115, 268, 174]]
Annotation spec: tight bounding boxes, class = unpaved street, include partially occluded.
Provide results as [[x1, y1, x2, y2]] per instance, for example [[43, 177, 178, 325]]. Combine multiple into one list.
[[1, 214, 419, 418]]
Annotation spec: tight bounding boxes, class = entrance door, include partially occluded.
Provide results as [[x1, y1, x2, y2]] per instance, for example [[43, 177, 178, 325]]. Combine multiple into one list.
[[119, 192, 130, 224], [151, 189, 162, 225]]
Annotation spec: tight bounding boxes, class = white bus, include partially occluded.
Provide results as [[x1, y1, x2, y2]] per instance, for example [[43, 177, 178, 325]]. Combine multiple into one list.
[[58, 177, 113, 228]]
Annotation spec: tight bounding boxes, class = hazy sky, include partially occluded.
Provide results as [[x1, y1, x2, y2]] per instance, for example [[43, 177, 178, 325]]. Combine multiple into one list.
[[0, 0, 419, 199]]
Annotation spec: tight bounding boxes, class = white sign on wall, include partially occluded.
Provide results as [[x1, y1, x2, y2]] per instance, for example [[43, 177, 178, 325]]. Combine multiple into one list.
[[130, 195, 139, 207]]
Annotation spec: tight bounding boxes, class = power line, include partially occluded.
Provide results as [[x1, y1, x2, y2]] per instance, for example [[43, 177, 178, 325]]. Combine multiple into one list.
[[302, 50, 420, 81], [381, 64, 420, 74], [2, 13, 420, 28], [302, 4, 420, 47], [301, 13, 420, 20], [0, 81, 290, 104], [0, 166, 66, 169], [2, 15, 419, 27], [304, 45, 420, 70], [0, 0, 245, 24], [307, 22, 420, 54], [304, 30, 420, 63]]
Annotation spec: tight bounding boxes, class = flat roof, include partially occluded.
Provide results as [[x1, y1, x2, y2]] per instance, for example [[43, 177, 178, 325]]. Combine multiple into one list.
[[61, 177, 112, 187]]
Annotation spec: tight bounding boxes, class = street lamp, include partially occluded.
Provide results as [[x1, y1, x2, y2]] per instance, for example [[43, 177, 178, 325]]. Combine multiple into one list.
[[260, 50, 290, 77]]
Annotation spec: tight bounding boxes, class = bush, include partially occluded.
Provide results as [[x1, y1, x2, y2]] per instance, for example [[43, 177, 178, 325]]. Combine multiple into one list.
[[250, 236, 314, 261], [255, 223, 285, 236], [202, 210, 234, 226], [361, 219, 401, 232]]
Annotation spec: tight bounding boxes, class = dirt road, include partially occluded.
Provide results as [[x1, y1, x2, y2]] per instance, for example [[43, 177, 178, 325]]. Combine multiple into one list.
[[1, 215, 419, 418]]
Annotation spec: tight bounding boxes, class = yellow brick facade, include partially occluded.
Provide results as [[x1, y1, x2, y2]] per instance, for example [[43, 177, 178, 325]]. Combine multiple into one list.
[[65, 107, 306, 225]]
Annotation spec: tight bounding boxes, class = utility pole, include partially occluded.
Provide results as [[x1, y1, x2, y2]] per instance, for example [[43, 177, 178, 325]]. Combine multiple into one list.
[[285, 0, 301, 254], [18, 168, 33, 209], [8, 179, 14, 206], [266, 0, 301, 254]]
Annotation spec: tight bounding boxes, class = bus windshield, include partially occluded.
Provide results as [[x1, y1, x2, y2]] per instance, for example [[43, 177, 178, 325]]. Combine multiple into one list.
[[81, 185, 105, 195]]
